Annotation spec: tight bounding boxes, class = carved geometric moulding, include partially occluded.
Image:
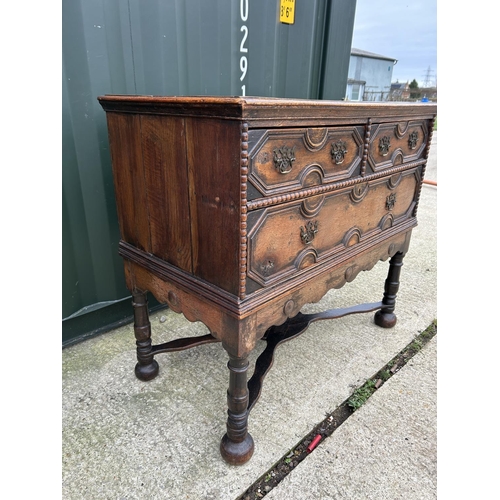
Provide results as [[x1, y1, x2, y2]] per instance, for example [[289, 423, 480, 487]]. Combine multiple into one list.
[[368, 121, 427, 172]]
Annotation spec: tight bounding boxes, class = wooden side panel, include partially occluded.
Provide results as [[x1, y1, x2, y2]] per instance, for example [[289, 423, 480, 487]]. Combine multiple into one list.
[[185, 118, 242, 295], [105, 112, 152, 253], [140, 115, 192, 272]]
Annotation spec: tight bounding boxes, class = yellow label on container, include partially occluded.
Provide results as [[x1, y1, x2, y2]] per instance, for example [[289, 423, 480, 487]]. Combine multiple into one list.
[[279, 0, 295, 25]]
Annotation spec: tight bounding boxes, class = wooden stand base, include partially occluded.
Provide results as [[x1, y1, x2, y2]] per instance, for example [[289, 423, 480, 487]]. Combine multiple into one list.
[[128, 253, 405, 465]]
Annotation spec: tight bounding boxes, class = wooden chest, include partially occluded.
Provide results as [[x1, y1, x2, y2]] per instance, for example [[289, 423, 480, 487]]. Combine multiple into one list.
[[98, 95, 437, 464]]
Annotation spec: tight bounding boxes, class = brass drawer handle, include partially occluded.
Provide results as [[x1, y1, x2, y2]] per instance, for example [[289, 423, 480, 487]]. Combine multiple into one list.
[[273, 146, 295, 174], [300, 220, 318, 244], [331, 140, 347, 164], [408, 130, 419, 149], [379, 136, 391, 156], [386, 193, 397, 210]]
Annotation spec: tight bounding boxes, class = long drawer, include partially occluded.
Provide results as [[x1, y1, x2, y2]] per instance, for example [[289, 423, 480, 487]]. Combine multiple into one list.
[[245, 168, 420, 290]]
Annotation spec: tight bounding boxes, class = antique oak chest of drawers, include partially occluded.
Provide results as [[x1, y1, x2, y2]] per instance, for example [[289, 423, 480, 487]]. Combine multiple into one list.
[[98, 95, 437, 464]]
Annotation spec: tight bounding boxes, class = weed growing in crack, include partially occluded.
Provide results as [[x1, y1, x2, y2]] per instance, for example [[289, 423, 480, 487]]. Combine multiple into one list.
[[347, 379, 376, 410], [410, 338, 423, 351]]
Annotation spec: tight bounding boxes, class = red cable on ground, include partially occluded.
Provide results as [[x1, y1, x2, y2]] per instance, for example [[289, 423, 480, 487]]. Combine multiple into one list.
[[307, 434, 322, 453], [423, 179, 437, 186]]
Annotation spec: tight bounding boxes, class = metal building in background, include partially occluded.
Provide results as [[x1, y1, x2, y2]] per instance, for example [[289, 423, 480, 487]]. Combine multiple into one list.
[[346, 48, 397, 102], [62, 0, 357, 346]]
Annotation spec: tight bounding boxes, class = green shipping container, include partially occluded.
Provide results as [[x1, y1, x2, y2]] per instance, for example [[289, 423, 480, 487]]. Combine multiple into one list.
[[62, 0, 357, 346]]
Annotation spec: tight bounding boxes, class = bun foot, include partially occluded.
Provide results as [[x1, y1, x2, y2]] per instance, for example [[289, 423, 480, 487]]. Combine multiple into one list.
[[374, 310, 397, 328], [220, 433, 254, 465], [135, 359, 159, 381]]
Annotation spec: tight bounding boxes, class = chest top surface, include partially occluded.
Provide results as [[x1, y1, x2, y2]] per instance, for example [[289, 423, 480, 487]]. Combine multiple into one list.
[[98, 95, 437, 125]]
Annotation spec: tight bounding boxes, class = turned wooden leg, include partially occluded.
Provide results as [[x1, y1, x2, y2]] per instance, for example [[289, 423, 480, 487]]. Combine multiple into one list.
[[374, 251, 404, 328], [220, 354, 254, 465], [132, 289, 159, 381]]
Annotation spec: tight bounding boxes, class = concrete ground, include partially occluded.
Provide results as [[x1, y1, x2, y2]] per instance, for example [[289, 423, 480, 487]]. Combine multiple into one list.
[[62, 132, 437, 499]]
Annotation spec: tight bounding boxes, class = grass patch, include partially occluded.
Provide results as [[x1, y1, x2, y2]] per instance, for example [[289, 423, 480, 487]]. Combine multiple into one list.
[[348, 379, 376, 410], [347, 319, 437, 412]]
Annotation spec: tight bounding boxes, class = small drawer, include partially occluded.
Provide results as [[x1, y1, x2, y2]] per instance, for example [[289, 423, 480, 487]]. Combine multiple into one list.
[[247, 126, 364, 199], [246, 169, 419, 289], [368, 120, 428, 172]]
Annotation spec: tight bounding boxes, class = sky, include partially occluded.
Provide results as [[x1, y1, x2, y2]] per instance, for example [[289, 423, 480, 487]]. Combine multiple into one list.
[[351, 0, 437, 87]]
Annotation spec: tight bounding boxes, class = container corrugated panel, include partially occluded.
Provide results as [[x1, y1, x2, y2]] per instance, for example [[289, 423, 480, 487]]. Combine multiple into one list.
[[62, 0, 357, 345]]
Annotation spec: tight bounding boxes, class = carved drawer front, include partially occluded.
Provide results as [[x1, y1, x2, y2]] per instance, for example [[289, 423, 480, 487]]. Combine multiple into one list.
[[246, 170, 419, 288], [247, 126, 364, 199], [368, 121, 427, 172]]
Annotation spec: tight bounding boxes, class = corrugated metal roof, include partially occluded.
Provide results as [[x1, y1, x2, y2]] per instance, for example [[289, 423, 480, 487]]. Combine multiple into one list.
[[351, 47, 397, 62]]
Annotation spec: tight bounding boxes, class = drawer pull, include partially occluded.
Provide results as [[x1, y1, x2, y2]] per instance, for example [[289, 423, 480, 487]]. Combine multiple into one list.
[[273, 146, 295, 174], [408, 130, 419, 149], [331, 140, 348, 164], [386, 193, 397, 210], [379, 136, 391, 156], [260, 260, 275, 276], [300, 220, 318, 245]]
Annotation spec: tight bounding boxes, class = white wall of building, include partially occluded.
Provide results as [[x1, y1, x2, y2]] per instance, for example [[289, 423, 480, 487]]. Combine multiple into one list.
[[346, 52, 395, 101]]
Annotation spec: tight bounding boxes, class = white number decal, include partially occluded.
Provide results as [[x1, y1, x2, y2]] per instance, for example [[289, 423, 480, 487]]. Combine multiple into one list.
[[240, 0, 248, 21], [240, 56, 248, 81], [240, 26, 248, 53], [240, 0, 248, 96]]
